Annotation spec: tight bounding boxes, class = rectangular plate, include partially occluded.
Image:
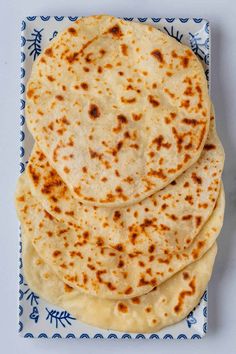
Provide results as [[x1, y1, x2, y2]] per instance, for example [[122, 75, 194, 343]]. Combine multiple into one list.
[[19, 16, 210, 339]]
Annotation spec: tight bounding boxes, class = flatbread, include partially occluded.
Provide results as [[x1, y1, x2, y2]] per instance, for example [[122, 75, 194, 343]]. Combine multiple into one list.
[[26, 117, 224, 255], [26, 15, 210, 207], [22, 230, 217, 333], [15, 174, 224, 299]]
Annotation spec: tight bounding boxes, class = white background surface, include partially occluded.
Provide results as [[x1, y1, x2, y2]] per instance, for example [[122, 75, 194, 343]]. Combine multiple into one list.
[[0, 0, 236, 353]]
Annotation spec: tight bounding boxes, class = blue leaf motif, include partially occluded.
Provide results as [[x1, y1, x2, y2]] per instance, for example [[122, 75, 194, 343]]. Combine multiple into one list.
[[186, 311, 197, 328], [49, 31, 58, 41], [27, 29, 44, 60], [24, 286, 39, 306], [164, 26, 183, 42], [45, 308, 75, 328], [30, 306, 39, 323], [189, 32, 206, 61], [19, 305, 23, 317]]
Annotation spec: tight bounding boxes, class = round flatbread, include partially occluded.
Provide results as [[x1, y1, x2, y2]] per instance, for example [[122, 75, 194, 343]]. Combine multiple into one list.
[[22, 230, 217, 333], [26, 116, 224, 255], [26, 15, 210, 207], [15, 174, 224, 299]]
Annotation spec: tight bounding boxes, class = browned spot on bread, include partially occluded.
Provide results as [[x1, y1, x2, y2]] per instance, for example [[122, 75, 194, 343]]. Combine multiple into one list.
[[89, 148, 103, 160], [65, 211, 74, 216], [118, 303, 128, 313], [149, 151, 155, 158], [45, 48, 53, 57], [151, 49, 164, 63], [55, 95, 64, 101], [185, 195, 194, 205], [191, 172, 202, 185], [131, 297, 140, 304], [174, 278, 196, 313], [164, 88, 175, 98], [88, 104, 100, 119], [83, 66, 90, 72], [180, 100, 190, 108], [27, 89, 34, 98], [152, 135, 171, 151], [117, 114, 128, 124], [97, 66, 103, 73], [192, 240, 205, 259], [148, 244, 155, 253], [47, 231, 53, 237], [171, 50, 178, 58], [172, 127, 186, 153], [121, 44, 128, 55], [132, 113, 142, 121], [184, 86, 194, 96], [181, 56, 189, 68], [196, 126, 206, 150], [81, 82, 89, 90], [124, 287, 133, 295], [183, 272, 190, 280], [82, 166, 87, 173], [184, 181, 189, 188], [64, 284, 73, 293], [68, 27, 77, 35], [47, 75, 55, 82], [66, 52, 79, 64], [118, 260, 124, 268], [148, 169, 166, 180], [121, 97, 136, 104], [204, 144, 216, 150], [107, 24, 123, 37], [17, 195, 25, 202], [101, 177, 107, 182], [28, 164, 40, 185], [113, 211, 121, 221], [145, 306, 152, 313], [182, 215, 192, 221], [195, 216, 202, 227], [148, 95, 160, 107], [123, 176, 134, 184], [53, 250, 61, 257], [40, 57, 46, 63], [104, 63, 113, 69], [182, 118, 199, 126], [53, 206, 61, 213]]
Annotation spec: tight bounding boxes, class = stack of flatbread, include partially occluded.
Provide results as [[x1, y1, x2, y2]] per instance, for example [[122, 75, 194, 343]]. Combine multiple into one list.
[[15, 15, 225, 333]]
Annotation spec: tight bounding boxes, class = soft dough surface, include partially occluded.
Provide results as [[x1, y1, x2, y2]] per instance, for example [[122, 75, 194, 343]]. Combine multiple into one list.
[[22, 229, 217, 333], [26, 15, 211, 207]]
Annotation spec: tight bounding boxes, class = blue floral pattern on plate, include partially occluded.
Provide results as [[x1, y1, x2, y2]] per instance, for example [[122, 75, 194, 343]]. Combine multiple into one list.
[[19, 16, 210, 339]]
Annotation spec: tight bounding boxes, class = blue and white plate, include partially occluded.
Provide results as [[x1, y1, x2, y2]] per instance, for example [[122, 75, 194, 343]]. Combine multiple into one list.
[[19, 16, 210, 339]]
